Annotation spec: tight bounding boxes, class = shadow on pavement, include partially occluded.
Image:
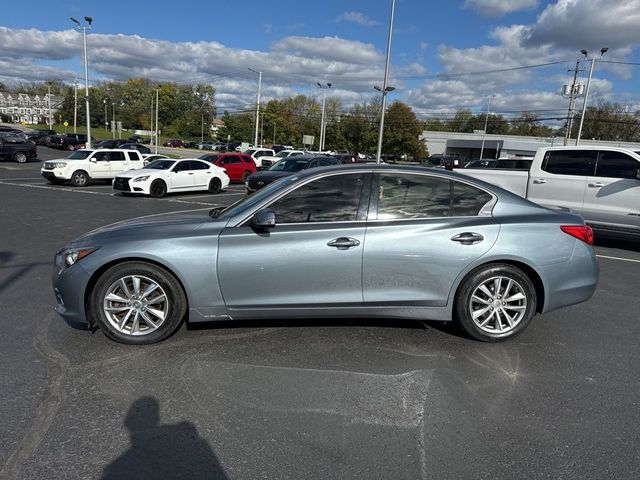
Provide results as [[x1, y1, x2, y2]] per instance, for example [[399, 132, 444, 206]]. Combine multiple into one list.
[[100, 396, 228, 480]]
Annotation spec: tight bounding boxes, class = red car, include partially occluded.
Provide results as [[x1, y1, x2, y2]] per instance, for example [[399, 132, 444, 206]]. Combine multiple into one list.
[[163, 139, 184, 148], [199, 153, 256, 182]]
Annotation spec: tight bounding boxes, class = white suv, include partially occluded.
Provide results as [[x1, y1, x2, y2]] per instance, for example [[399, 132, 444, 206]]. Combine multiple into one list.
[[41, 149, 145, 186], [244, 148, 276, 168]]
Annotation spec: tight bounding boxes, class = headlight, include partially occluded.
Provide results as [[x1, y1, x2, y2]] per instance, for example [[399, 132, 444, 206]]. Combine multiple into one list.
[[51, 162, 67, 168], [133, 176, 150, 182], [61, 247, 98, 269]]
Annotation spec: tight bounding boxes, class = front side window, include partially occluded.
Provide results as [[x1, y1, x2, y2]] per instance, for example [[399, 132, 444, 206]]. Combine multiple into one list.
[[222, 156, 241, 165], [173, 161, 192, 172], [596, 151, 640, 179], [542, 150, 595, 176], [377, 174, 451, 220], [268, 173, 367, 223]]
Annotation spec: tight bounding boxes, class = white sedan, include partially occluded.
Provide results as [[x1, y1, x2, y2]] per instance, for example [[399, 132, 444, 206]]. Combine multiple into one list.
[[113, 158, 229, 198]]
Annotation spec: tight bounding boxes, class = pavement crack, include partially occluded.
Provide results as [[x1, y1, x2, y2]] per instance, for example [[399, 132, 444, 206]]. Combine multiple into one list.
[[0, 315, 70, 480]]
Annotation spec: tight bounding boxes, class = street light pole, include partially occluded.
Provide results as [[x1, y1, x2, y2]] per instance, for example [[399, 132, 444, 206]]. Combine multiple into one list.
[[47, 83, 52, 130], [248, 68, 262, 147], [112, 102, 116, 140], [376, 0, 396, 164], [317, 82, 331, 151], [103, 99, 107, 131], [479, 94, 494, 160], [576, 47, 607, 145], [73, 78, 78, 133], [70, 16, 93, 148], [155, 86, 160, 154]]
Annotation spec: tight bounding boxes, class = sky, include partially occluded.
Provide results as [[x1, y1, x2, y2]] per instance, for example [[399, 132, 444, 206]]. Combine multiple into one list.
[[3, 0, 640, 123]]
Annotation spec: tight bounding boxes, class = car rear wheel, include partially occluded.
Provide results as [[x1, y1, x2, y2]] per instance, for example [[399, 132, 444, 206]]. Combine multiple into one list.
[[455, 263, 536, 342], [70, 170, 89, 187], [89, 261, 187, 344], [149, 180, 167, 198], [14, 151, 28, 163], [242, 171, 251, 182], [66, 144, 75, 151], [208, 178, 222, 194]]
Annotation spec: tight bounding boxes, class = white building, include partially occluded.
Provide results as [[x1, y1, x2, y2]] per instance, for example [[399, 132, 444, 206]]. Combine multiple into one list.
[[0, 92, 63, 125], [421, 130, 640, 161]]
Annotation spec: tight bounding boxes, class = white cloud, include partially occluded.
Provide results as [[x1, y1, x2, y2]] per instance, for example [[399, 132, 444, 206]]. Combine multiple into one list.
[[463, 0, 539, 17], [337, 11, 381, 27]]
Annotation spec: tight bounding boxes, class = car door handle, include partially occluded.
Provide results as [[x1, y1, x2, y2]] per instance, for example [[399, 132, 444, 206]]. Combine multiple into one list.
[[588, 182, 604, 188], [327, 237, 360, 249], [451, 232, 484, 245], [532, 179, 547, 184]]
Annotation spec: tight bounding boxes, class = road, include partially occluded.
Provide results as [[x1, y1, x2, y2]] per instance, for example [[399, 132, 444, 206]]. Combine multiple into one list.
[[1, 149, 639, 479]]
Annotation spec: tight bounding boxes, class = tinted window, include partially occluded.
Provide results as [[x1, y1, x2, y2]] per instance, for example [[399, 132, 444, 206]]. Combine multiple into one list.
[[66, 150, 91, 160], [268, 173, 366, 223], [146, 160, 175, 170], [173, 161, 192, 172], [452, 182, 493, 216], [222, 156, 241, 164], [191, 160, 209, 170], [596, 151, 640, 179], [93, 151, 109, 161], [108, 151, 126, 161], [542, 150, 595, 176], [242, 155, 254, 163], [377, 174, 451, 220]]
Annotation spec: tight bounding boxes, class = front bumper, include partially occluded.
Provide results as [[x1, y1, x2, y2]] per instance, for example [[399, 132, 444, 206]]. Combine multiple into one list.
[[52, 254, 93, 325], [41, 168, 69, 180]]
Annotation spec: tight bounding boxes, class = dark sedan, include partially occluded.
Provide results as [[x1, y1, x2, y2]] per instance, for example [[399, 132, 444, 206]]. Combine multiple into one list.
[[245, 155, 340, 193], [51, 164, 598, 345], [120, 143, 151, 154]]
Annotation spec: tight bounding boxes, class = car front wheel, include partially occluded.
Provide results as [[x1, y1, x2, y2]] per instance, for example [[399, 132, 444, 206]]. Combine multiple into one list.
[[89, 261, 187, 344], [149, 180, 167, 198], [208, 178, 222, 194], [455, 263, 537, 342], [14, 151, 28, 163], [70, 170, 89, 187]]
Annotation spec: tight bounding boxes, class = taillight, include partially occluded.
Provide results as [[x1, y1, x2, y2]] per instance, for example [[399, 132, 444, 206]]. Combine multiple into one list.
[[561, 225, 594, 245]]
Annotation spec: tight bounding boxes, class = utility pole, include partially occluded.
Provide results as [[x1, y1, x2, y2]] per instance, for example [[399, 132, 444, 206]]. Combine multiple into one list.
[[150, 95, 154, 147], [375, 0, 397, 164], [248, 68, 262, 147], [479, 94, 494, 160], [70, 16, 93, 148], [47, 83, 53, 130], [562, 59, 582, 145], [112, 102, 116, 140], [73, 78, 78, 133], [154, 86, 160, 154]]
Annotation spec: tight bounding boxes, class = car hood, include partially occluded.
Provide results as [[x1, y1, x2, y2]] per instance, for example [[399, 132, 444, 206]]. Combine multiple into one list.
[[116, 168, 166, 178], [250, 170, 294, 181], [69, 211, 228, 247]]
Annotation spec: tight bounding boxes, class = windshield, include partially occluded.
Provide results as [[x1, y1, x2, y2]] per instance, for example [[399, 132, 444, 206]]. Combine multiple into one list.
[[276, 151, 290, 157], [269, 158, 309, 172], [145, 159, 176, 170], [245, 149, 257, 155], [200, 154, 219, 162], [216, 175, 300, 219], [66, 150, 92, 160]]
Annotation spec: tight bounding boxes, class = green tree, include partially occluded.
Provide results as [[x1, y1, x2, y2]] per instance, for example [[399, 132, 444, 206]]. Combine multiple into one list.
[[382, 101, 426, 160], [510, 112, 553, 137], [570, 101, 640, 142]]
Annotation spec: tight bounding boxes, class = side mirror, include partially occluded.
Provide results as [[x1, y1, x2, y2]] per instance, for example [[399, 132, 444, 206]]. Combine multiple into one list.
[[251, 210, 276, 229], [90, 158, 97, 163]]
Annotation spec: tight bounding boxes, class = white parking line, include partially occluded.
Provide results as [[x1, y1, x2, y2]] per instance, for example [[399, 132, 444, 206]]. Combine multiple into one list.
[[596, 255, 640, 264]]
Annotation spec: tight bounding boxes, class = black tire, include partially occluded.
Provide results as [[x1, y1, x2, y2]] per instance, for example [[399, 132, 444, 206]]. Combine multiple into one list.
[[66, 143, 76, 151], [89, 261, 187, 345], [47, 178, 64, 185], [454, 263, 537, 342], [149, 180, 167, 198], [70, 170, 89, 187], [208, 177, 222, 194], [14, 151, 28, 163], [241, 171, 251, 183]]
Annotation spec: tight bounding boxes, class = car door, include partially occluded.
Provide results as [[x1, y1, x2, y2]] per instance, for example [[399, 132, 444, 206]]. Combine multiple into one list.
[[527, 149, 595, 214], [107, 151, 127, 176], [89, 151, 111, 178], [581, 149, 640, 233], [362, 172, 499, 305], [168, 160, 195, 190], [217, 172, 371, 308], [190, 160, 212, 188], [220, 155, 243, 181]]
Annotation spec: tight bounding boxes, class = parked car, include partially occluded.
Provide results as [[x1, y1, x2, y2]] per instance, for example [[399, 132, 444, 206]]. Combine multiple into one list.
[[244, 147, 276, 168], [163, 139, 184, 148], [259, 149, 304, 169], [113, 158, 229, 198], [245, 155, 340, 193], [120, 143, 152, 154], [52, 134, 92, 151], [464, 159, 498, 169], [0, 135, 37, 163], [0, 126, 23, 135], [128, 135, 144, 143], [333, 154, 358, 164], [26, 129, 57, 144], [40, 148, 145, 186], [183, 141, 199, 149], [199, 153, 256, 182], [461, 146, 640, 239], [196, 141, 215, 150], [51, 164, 598, 345], [94, 139, 130, 149]]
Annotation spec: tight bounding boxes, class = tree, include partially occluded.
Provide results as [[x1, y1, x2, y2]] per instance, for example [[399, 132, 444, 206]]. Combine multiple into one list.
[[510, 112, 553, 137], [341, 97, 381, 155], [382, 101, 426, 160], [570, 100, 640, 142]]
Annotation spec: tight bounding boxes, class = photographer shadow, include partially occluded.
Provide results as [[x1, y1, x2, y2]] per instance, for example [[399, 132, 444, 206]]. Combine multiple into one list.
[[101, 396, 228, 480]]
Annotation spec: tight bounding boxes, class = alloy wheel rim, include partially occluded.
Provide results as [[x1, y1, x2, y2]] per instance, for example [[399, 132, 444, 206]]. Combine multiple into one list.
[[469, 275, 527, 334], [74, 173, 86, 185], [103, 275, 168, 336]]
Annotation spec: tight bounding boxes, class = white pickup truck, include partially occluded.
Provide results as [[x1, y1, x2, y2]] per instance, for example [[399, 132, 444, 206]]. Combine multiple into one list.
[[41, 149, 145, 186], [460, 146, 640, 238]]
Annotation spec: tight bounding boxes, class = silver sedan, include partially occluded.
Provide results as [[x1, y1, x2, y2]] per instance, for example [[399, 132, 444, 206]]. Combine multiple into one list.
[[52, 165, 598, 344]]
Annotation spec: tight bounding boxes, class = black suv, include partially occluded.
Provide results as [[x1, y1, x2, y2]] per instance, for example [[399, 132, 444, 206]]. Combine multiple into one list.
[[26, 129, 57, 144], [53, 134, 90, 150], [0, 136, 37, 163]]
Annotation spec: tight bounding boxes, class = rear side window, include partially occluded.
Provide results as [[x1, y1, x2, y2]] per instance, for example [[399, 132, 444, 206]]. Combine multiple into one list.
[[126, 151, 140, 161], [191, 161, 209, 170], [377, 174, 451, 220], [241, 155, 254, 164], [596, 151, 640, 179], [222, 156, 241, 164], [452, 182, 493, 216], [108, 151, 126, 161], [542, 150, 595, 176]]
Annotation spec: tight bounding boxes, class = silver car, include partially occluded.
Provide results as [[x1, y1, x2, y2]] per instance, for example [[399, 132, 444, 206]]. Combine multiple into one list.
[[52, 165, 598, 344]]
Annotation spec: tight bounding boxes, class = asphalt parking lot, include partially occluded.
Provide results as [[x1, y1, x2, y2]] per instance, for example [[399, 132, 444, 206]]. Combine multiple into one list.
[[1, 148, 639, 479]]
